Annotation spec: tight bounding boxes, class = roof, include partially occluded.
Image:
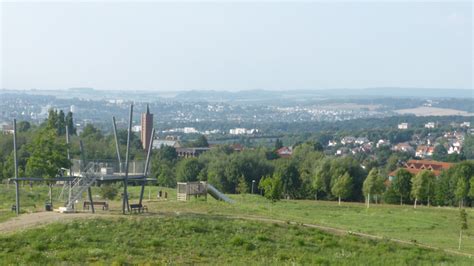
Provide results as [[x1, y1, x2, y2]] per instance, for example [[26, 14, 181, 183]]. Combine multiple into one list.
[[276, 146, 293, 158], [153, 139, 180, 148], [406, 159, 453, 170], [389, 159, 453, 177]]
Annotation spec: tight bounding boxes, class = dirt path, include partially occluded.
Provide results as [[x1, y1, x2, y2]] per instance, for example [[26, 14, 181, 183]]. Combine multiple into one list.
[[0, 212, 101, 234]]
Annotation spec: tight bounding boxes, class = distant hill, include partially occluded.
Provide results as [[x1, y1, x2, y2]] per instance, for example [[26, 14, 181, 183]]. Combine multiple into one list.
[[173, 88, 473, 102]]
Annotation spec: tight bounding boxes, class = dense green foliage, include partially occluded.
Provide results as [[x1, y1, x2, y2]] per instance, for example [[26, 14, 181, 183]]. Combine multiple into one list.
[[99, 184, 119, 200], [0, 215, 469, 265], [1, 113, 473, 208]]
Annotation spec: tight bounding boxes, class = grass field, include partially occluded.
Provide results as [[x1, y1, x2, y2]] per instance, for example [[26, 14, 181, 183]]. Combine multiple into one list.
[[0, 214, 471, 264], [1, 184, 474, 263]]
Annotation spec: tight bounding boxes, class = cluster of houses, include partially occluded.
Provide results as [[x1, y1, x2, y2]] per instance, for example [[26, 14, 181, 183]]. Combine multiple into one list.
[[332, 136, 373, 156], [398, 121, 471, 130], [329, 127, 469, 158], [160, 127, 259, 136]]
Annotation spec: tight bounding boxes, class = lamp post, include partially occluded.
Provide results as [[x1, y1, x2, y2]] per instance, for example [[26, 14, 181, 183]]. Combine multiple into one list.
[[252, 180, 255, 194]]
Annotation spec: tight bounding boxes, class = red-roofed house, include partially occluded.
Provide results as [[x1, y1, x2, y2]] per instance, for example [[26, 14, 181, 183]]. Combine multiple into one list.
[[388, 159, 453, 182], [276, 146, 293, 158]]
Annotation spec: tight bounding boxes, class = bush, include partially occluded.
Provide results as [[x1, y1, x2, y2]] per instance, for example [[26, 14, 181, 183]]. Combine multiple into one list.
[[99, 184, 119, 200]]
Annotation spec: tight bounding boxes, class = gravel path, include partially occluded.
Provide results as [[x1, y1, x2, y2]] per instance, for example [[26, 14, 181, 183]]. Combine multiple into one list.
[[0, 212, 100, 234]]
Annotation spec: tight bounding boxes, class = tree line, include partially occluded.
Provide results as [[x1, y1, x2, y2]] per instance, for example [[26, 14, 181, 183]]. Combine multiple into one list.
[[151, 141, 474, 207], [1, 114, 473, 208]]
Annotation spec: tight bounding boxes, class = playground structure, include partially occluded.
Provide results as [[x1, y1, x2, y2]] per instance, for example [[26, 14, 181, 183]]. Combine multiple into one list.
[[177, 181, 234, 203], [9, 104, 155, 215], [177, 182, 207, 201]]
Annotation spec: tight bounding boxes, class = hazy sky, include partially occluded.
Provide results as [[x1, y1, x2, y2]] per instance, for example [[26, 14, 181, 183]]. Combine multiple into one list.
[[1, 1, 472, 91]]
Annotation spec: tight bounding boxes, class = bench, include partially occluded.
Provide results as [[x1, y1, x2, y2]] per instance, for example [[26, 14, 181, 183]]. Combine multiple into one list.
[[83, 201, 109, 211], [130, 203, 148, 213]]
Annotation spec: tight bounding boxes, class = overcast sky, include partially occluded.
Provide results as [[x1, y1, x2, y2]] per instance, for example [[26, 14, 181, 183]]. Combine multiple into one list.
[[1, 1, 472, 91]]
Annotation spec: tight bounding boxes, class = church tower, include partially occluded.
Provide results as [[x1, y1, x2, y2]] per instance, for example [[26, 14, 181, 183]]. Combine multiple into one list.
[[141, 104, 153, 152]]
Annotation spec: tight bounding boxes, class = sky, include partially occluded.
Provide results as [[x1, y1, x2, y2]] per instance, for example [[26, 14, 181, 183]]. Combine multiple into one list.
[[1, 1, 472, 91]]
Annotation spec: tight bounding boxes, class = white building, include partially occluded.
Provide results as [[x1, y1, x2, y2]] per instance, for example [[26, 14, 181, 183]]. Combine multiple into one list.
[[229, 128, 257, 135], [398, 123, 409, 130], [152, 139, 181, 149], [328, 140, 338, 147], [424, 122, 436, 129], [461, 122, 471, 128], [376, 139, 390, 148], [341, 136, 356, 145], [70, 105, 78, 113], [230, 128, 247, 135], [183, 127, 198, 134], [355, 137, 369, 145], [132, 125, 141, 133]]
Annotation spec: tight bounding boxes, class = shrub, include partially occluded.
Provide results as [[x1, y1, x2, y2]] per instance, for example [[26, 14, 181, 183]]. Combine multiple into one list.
[[99, 184, 119, 200]]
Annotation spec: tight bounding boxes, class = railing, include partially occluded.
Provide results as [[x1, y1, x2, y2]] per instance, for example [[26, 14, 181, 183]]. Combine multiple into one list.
[[70, 159, 146, 175], [65, 162, 98, 210]]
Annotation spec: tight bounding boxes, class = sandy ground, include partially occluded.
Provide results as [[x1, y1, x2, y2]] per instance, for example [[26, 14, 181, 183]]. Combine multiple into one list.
[[0, 212, 101, 234]]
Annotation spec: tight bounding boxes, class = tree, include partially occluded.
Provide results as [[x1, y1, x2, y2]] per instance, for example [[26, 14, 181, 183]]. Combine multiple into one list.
[[81, 124, 102, 139], [47, 109, 58, 131], [65, 111, 76, 135], [236, 175, 249, 194], [99, 184, 119, 200], [464, 135, 474, 159], [455, 177, 469, 208], [190, 135, 209, 148], [17, 121, 31, 132], [158, 146, 178, 162], [176, 158, 203, 182], [259, 175, 283, 203], [453, 163, 472, 208], [374, 173, 386, 204], [313, 142, 324, 152], [362, 168, 380, 208], [57, 110, 66, 135], [411, 170, 435, 208], [459, 209, 468, 250], [25, 128, 71, 203], [432, 145, 448, 162], [468, 177, 474, 200], [25, 128, 71, 179], [392, 169, 412, 205], [274, 138, 283, 150], [274, 160, 300, 199], [312, 159, 332, 200], [331, 172, 353, 206], [156, 162, 176, 188]]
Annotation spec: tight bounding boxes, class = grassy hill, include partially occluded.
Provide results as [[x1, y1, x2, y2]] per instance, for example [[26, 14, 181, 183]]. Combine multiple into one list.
[[0, 214, 471, 265], [1, 184, 474, 263]]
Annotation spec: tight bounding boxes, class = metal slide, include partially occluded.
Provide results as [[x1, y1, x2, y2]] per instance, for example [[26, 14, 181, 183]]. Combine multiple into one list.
[[207, 184, 235, 203]]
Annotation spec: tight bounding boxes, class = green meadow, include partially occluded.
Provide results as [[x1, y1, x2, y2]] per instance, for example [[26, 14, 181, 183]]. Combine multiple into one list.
[[0, 184, 473, 264], [1, 215, 471, 265]]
